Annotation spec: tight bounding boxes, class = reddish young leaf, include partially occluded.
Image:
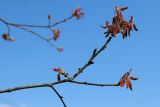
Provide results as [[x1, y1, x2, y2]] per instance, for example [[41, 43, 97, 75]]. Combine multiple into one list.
[[72, 6, 84, 19], [112, 25, 119, 36], [101, 6, 138, 39], [112, 16, 117, 25], [118, 69, 138, 91], [52, 67, 69, 78], [52, 67, 65, 74], [126, 76, 133, 91], [52, 29, 60, 41], [119, 79, 125, 87]]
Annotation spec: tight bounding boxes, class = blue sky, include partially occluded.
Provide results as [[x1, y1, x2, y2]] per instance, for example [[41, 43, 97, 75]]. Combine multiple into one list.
[[0, 0, 160, 107]]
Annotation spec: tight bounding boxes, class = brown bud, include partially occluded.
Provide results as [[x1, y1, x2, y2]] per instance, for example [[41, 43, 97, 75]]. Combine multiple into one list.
[[48, 14, 52, 21], [2, 33, 15, 42]]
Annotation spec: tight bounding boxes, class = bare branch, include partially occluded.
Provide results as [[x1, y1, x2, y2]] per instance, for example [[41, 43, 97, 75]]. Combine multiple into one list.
[[49, 85, 67, 107], [0, 79, 119, 94], [0, 4, 139, 107], [71, 36, 113, 80]]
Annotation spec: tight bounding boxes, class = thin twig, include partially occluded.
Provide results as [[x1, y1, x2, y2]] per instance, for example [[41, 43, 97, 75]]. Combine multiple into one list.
[[0, 83, 51, 93], [69, 80, 119, 87], [14, 25, 54, 47], [49, 85, 67, 107], [71, 36, 113, 80], [15, 25, 49, 40], [0, 79, 68, 93], [0, 16, 73, 29], [0, 18, 10, 35], [50, 16, 73, 27], [6, 24, 11, 35]]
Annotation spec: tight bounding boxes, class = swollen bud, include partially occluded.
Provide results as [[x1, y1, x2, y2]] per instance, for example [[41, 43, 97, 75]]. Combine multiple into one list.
[[2, 33, 15, 42]]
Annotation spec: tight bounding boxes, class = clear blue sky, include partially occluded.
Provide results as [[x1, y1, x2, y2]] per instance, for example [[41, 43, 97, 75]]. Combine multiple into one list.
[[0, 0, 160, 107]]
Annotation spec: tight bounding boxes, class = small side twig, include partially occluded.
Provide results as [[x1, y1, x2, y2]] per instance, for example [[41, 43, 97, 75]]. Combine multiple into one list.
[[88, 48, 97, 64], [49, 85, 67, 107], [69, 80, 118, 87]]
